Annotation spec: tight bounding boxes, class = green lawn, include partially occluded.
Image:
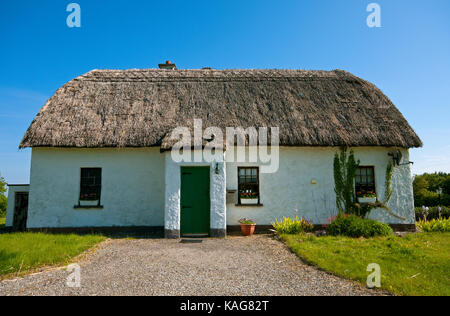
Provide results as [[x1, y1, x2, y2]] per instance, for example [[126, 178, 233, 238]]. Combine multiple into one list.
[[0, 232, 105, 279], [280, 232, 450, 296]]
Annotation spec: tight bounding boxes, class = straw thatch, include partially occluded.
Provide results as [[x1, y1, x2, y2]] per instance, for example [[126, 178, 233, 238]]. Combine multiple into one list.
[[19, 69, 422, 149]]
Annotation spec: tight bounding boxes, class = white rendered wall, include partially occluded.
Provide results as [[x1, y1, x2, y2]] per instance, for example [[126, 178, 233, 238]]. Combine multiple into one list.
[[164, 151, 226, 232], [226, 147, 415, 226], [27, 148, 165, 228], [26, 146, 414, 229], [5, 185, 30, 227]]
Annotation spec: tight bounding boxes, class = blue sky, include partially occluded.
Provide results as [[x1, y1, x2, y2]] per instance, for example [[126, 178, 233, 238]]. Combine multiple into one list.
[[1, 0, 449, 185]]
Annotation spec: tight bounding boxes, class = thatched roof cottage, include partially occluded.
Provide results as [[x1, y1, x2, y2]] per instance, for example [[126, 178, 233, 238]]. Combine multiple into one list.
[[6, 64, 422, 236]]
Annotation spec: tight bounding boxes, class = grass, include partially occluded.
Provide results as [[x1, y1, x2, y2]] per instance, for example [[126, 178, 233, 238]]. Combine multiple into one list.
[[0, 232, 105, 279], [280, 232, 450, 296]]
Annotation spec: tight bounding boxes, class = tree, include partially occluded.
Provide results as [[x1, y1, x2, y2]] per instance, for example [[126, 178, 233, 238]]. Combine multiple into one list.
[[0, 175, 6, 195], [442, 178, 450, 196], [0, 174, 7, 217], [413, 172, 450, 207], [424, 172, 448, 192], [413, 175, 429, 195], [0, 195, 6, 217]]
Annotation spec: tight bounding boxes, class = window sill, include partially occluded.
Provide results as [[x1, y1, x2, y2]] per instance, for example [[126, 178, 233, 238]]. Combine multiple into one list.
[[74, 205, 104, 209], [235, 204, 264, 207]]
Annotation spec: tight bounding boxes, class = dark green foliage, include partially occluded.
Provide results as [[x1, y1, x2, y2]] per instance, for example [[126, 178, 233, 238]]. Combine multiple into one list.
[[0, 175, 6, 195], [0, 175, 7, 217], [415, 206, 450, 221], [416, 172, 450, 193], [443, 178, 450, 196], [333, 147, 359, 214], [413, 172, 450, 207], [326, 215, 393, 238], [0, 195, 6, 218]]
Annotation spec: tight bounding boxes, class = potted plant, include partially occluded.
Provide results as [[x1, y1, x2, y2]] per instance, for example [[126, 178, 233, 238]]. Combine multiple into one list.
[[357, 191, 377, 204], [239, 218, 256, 236], [239, 191, 259, 205]]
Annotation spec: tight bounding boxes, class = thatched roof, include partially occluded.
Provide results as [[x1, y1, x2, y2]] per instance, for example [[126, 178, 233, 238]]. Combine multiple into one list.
[[19, 69, 422, 149]]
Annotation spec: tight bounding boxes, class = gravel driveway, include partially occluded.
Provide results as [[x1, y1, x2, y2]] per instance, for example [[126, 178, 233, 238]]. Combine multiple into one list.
[[0, 235, 383, 296]]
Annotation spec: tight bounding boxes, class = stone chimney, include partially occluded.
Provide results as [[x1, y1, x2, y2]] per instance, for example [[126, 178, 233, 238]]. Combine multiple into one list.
[[158, 60, 177, 70]]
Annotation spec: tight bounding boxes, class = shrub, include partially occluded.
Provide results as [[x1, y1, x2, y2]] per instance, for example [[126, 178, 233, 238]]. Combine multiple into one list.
[[0, 195, 6, 218], [326, 215, 393, 238], [272, 216, 314, 234], [413, 172, 450, 207], [415, 206, 449, 221], [417, 218, 450, 232], [414, 190, 450, 207], [0, 175, 6, 218]]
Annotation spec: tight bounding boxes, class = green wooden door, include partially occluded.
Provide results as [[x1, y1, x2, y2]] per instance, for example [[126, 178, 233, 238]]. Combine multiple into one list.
[[180, 167, 210, 236]]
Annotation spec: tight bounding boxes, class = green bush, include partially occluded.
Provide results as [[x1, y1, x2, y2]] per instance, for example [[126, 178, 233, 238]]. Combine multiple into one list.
[[0, 174, 6, 218], [417, 218, 450, 232], [413, 172, 450, 207], [326, 215, 393, 238], [272, 216, 314, 234], [415, 191, 450, 207], [415, 206, 449, 221], [0, 195, 6, 218]]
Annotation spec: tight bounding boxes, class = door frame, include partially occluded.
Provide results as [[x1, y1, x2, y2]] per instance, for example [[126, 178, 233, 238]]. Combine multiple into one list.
[[180, 166, 211, 237]]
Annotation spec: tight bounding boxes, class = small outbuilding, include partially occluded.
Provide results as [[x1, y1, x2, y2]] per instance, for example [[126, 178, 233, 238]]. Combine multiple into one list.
[[5, 184, 29, 231]]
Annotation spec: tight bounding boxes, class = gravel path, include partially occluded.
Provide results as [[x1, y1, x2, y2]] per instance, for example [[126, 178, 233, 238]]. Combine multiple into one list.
[[0, 235, 383, 296]]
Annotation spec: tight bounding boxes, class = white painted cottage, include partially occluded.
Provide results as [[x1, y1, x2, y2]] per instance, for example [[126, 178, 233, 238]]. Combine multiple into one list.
[[6, 65, 422, 237]]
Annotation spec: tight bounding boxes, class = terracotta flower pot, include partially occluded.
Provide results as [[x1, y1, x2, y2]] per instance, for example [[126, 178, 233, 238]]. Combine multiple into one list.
[[240, 224, 256, 236]]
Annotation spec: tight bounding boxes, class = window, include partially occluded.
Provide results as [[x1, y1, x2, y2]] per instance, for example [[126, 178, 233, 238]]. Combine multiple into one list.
[[355, 166, 376, 197], [79, 168, 102, 203], [238, 167, 260, 205]]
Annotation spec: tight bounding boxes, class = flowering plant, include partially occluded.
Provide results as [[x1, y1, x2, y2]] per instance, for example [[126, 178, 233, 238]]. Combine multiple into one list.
[[240, 191, 258, 199], [239, 218, 256, 225], [357, 191, 376, 198]]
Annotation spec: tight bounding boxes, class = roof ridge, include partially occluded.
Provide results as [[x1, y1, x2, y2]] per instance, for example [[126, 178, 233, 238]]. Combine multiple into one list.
[[76, 69, 356, 83], [85, 68, 347, 73]]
